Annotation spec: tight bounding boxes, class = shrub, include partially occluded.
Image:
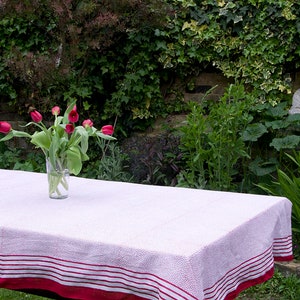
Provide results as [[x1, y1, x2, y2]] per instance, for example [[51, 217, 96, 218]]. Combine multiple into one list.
[[177, 83, 254, 191]]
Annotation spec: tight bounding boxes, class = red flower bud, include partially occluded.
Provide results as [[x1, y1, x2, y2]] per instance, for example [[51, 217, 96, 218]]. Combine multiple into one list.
[[68, 109, 79, 123], [0, 121, 12, 134], [51, 106, 60, 116], [65, 123, 75, 134], [82, 119, 93, 128], [101, 125, 114, 135], [30, 110, 43, 123]]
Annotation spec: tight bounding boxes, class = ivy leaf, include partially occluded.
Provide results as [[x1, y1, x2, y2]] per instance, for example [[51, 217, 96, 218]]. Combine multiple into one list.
[[233, 15, 243, 23], [241, 123, 268, 141], [270, 135, 300, 151]]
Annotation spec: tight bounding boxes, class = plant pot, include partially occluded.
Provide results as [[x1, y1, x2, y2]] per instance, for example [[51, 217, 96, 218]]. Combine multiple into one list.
[[46, 158, 69, 199]]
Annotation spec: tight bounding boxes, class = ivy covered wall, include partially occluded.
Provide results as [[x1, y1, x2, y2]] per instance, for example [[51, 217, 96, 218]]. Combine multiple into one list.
[[0, 0, 299, 133]]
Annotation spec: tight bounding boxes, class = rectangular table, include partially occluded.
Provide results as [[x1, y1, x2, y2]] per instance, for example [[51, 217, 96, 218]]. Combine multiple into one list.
[[0, 169, 293, 300]]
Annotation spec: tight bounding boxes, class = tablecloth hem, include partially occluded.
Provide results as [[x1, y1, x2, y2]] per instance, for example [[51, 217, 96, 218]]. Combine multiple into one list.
[[0, 278, 148, 300], [274, 255, 294, 262], [223, 267, 274, 300]]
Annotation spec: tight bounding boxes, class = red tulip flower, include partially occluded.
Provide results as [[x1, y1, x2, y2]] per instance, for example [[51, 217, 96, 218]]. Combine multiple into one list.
[[68, 109, 79, 123], [65, 123, 75, 134], [101, 125, 114, 135], [30, 110, 43, 123], [51, 106, 60, 116], [82, 119, 93, 128], [0, 121, 12, 134]]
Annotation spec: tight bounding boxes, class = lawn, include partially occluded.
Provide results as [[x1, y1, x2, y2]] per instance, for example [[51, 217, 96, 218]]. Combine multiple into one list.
[[0, 269, 299, 300], [0, 289, 49, 300]]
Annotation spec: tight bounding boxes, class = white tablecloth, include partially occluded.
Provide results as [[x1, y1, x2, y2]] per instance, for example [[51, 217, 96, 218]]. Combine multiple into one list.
[[0, 169, 293, 300]]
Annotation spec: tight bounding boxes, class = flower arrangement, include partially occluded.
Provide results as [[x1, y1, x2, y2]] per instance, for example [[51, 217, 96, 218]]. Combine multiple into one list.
[[0, 100, 115, 198], [0, 100, 115, 174]]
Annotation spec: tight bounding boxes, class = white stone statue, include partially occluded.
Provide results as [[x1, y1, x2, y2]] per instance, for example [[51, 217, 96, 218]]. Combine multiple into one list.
[[289, 88, 300, 114]]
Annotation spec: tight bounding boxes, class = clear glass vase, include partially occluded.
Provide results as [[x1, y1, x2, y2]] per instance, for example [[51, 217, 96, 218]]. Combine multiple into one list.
[[46, 158, 69, 199]]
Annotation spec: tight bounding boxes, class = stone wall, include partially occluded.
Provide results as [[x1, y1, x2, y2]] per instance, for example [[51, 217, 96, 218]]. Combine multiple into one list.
[[184, 72, 231, 103]]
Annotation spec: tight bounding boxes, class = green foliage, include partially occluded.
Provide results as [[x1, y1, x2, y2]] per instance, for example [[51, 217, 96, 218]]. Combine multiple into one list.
[[103, 28, 168, 129], [81, 139, 133, 182], [1, 0, 299, 134], [0, 0, 169, 131], [0, 288, 51, 300], [259, 151, 300, 235], [1, 0, 300, 191], [241, 100, 300, 186], [160, 0, 300, 103], [138, 133, 182, 186], [177, 83, 254, 191], [0, 142, 45, 172]]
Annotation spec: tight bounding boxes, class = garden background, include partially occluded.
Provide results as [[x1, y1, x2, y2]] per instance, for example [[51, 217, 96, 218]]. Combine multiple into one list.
[[1, 0, 300, 246]]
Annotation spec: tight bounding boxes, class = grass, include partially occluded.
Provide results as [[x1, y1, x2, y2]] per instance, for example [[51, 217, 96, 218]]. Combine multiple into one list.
[[0, 289, 50, 300], [0, 269, 299, 300], [237, 268, 300, 300]]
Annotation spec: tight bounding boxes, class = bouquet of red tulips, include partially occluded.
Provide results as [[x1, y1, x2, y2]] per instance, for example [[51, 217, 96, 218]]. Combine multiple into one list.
[[0, 100, 115, 176]]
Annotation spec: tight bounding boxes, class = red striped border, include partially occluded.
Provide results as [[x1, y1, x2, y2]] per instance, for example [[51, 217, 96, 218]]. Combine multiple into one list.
[[0, 277, 146, 300], [203, 235, 293, 300], [273, 235, 293, 261], [0, 235, 294, 300], [0, 254, 196, 300], [203, 246, 274, 300]]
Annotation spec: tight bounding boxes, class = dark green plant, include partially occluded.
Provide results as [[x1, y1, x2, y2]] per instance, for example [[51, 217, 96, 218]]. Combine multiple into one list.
[[0, 142, 45, 172], [81, 139, 133, 182], [259, 151, 300, 235], [2, 0, 300, 135], [0, 0, 169, 130], [13, 151, 46, 173], [177, 83, 254, 191], [139, 133, 182, 186], [241, 100, 300, 188], [0, 143, 22, 169], [120, 132, 182, 186]]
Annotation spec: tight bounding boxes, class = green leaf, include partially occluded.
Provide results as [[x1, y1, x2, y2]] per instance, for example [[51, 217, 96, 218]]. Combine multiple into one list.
[[95, 131, 116, 140], [249, 157, 278, 176], [74, 126, 89, 154], [49, 133, 64, 167], [265, 120, 289, 130], [241, 123, 268, 141], [31, 131, 51, 151], [286, 114, 300, 123], [0, 130, 32, 142], [270, 135, 300, 151], [66, 146, 82, 175], [265, 102, 288, 118], [0, 132, 14, 142], [68, 131, 82, 148]]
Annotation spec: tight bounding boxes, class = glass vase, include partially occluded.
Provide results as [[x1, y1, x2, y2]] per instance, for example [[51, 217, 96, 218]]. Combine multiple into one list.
[[46, 158, 69, 199]]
